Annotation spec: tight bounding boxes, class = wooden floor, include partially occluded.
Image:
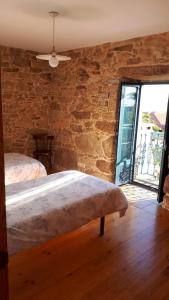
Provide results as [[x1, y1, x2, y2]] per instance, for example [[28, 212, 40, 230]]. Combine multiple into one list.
[[9, 197, 169, 300]]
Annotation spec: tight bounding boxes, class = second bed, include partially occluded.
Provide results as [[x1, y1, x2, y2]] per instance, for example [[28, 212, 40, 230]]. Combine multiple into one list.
[[5, 153, 47, 185]]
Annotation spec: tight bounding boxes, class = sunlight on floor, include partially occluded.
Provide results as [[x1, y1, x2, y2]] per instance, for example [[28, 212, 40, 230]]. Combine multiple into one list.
[[121, 184, 157, 203]]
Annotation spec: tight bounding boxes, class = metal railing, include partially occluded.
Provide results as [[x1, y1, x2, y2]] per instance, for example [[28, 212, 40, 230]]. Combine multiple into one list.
[[133, 130, 164, 188]]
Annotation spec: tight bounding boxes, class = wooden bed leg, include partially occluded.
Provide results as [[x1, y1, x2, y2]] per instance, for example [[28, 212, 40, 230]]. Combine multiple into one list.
[[100, 216, 105, 236]]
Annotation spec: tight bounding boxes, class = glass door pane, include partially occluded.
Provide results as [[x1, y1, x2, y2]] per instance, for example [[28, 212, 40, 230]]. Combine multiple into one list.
[[115, 84, 140, 185], [133, 84, 169, 190], [158, 97, 169, 202]]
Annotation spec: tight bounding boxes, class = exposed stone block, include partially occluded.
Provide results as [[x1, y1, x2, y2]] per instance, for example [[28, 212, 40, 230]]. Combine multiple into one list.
[[96, 160, 113, 174], [111, 44, 133, 52], [72, 111, 91, 119], [81, 60, 100, 70], [50, 102, 61, 111], [119, 65, 169, 78], [78, 69, 89, 81], [71, 124, 83, 133], [102, 136, 115, 159], [3, 68, 19, 72], [76, 85, 87, 90], [75, 134, 103, 156], [95, 121, 116, 134]]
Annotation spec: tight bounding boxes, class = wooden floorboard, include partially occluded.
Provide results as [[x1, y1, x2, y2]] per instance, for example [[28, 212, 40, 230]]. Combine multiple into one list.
[[9, 201, 169, 300]]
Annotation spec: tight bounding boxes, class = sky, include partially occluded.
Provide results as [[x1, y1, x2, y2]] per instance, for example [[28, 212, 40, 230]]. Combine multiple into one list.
[[140, 84, 169, 113]]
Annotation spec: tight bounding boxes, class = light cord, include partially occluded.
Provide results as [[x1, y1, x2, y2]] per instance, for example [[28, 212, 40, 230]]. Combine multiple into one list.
[[52, 14, 55, 51]]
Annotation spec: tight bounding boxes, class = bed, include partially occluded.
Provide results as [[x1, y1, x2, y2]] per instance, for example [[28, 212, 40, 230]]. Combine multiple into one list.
[[5, 153, 47, 185], [6, 170, 128, 256]]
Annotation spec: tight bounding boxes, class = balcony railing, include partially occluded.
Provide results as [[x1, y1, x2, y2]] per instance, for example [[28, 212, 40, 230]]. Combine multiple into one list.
[[133, 130, 164, 188]]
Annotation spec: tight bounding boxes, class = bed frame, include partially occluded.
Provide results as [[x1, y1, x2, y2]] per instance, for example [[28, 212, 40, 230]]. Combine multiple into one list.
[[6, 171, 128, 256], [100, 216, 105, 236]]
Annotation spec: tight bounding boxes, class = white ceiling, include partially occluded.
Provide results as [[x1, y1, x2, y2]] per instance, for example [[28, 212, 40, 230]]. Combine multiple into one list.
[[0, 0, 169, 53]]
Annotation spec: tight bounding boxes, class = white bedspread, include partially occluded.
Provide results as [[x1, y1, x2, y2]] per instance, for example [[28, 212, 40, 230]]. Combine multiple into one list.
[[5, 153, 47, 185], [6, 170, 128, 255]]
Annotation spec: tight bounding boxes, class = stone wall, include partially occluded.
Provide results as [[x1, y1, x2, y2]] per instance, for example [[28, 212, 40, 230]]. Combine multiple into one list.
[[49, 31, 169, 181], [1, 31, 169, 183], [1, 46, 53, 155]]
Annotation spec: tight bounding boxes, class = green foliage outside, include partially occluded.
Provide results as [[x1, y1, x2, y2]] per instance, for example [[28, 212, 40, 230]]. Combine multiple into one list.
[[142, 112, 161, 131], [152, 125, 161, 131], [142, 112, 150, 123]]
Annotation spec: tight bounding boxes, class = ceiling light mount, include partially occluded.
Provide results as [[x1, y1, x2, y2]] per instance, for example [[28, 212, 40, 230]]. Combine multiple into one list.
[[49, 11, 60, 18]]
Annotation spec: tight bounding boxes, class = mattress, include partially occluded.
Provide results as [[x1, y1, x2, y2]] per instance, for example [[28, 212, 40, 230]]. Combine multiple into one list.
[[5, 153, 47, 185], [6, 170, 128, 255]]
